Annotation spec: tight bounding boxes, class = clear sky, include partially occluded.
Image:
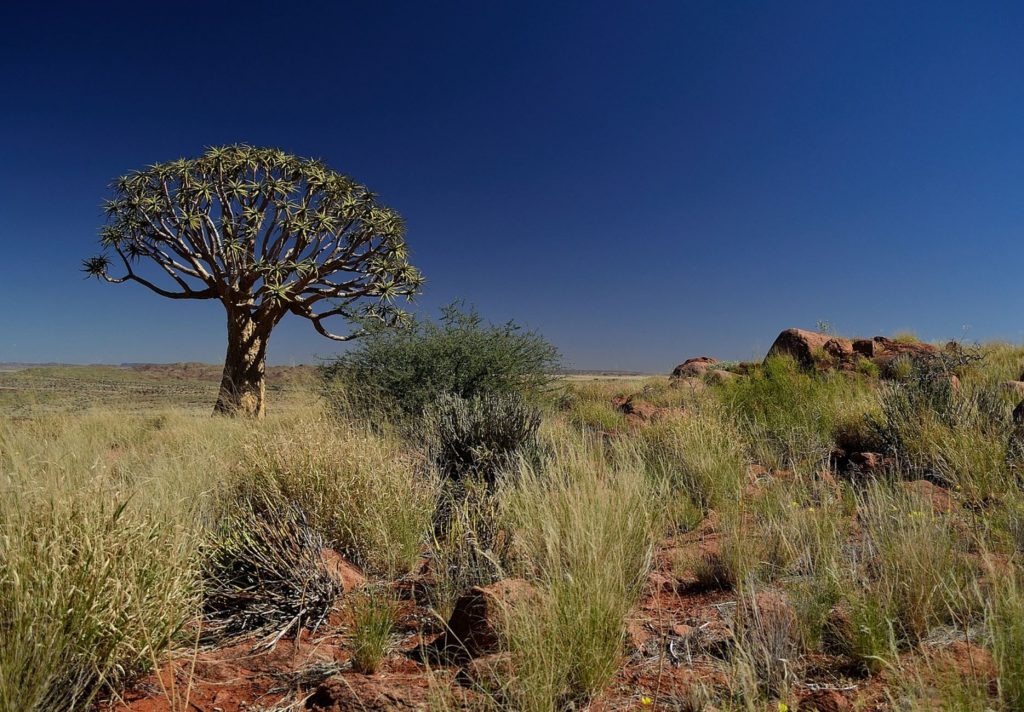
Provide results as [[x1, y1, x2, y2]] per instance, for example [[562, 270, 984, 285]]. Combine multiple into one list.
[[1, 1, 1022, 372]]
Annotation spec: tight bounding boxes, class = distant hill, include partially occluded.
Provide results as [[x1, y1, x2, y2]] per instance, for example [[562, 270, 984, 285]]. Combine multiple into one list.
[[0, 362, 317, 385]]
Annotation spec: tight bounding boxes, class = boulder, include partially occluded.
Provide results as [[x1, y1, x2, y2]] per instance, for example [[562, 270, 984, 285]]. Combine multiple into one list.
[[611, 395, 670, 424], [823, 338, 853, 359], [706, 368, 740, 384], [798, 689, 852, 712], [669, 376, 708, 394], [848, 451, 884, 471], [671, 356, 718, 379], [901, 479, 954, 514], [435, 579, 536, 659], [766, 328, 852, 368]]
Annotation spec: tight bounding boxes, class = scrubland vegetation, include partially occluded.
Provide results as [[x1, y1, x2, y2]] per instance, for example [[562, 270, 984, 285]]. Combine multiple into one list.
[[3, 326, 1024, 711]]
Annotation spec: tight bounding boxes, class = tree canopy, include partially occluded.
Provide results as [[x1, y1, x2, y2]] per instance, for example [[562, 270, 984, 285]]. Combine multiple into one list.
[[84, 144, 424, 341]]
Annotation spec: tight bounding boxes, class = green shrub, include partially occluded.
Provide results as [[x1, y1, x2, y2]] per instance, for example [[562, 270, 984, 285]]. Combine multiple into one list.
[[321, 303, 560, 421], [0, 498, 200, 712], [857, 357, 881, 378], [428, 479, 512, 620], [854, 482, 971, 645], [834, 594, 898, 675]]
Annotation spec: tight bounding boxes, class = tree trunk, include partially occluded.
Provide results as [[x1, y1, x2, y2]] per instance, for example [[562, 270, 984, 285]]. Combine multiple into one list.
[[214, 309, 269, 418]]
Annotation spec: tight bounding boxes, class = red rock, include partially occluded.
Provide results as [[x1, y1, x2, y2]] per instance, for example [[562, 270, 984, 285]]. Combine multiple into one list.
[[823, 338, 853, 359], [436, 579, 536, 659], [611, 396, 668, 423], [766, 328, 853, 368], [849, 451, 882, 468], [871, 336, 940, 374], [901, 479, 954, 513], [319, 548, 366, 592], [871, 335, 939, 357], [669, 375, 708, 394], [671, 356, 718, 378]]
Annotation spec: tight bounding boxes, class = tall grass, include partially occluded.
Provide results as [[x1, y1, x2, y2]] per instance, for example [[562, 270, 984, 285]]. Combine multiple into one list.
[[240, 409, 437, 577], [717, 355, 878, 471], [637, 399, 747, 516], [499, 434, 658, 711], [989, 571, 1024, 709], [0, 412, 240, 712]]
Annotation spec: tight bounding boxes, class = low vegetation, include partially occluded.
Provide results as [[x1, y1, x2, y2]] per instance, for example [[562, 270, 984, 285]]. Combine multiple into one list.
[[3, 329, 1024, 711]]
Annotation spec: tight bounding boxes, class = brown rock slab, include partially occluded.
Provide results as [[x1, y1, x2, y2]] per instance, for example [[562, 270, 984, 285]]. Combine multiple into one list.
[[671, 356, 718, 378]]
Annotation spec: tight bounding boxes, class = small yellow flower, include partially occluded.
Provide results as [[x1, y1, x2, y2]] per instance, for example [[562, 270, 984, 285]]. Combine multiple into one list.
[[641, 696, 653, 706], [778, 703, 789, 712]]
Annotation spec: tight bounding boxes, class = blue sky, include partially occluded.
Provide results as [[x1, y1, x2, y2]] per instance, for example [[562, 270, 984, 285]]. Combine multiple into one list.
[[1, 1, 1022, 372]]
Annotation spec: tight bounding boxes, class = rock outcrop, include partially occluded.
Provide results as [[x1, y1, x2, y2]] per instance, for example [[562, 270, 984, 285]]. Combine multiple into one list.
[[766, 328, 941, 374]]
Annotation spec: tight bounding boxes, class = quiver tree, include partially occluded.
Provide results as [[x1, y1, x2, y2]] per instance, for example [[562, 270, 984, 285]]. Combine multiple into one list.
[[84, 145, 424, 417]]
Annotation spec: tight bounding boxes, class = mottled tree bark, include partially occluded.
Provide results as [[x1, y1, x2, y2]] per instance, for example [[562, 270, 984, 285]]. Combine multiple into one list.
[[214, 309, 268, 418]]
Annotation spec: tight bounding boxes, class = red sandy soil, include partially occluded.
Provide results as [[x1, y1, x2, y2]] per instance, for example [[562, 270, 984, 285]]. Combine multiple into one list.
[[102, 483, 992, 712]]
